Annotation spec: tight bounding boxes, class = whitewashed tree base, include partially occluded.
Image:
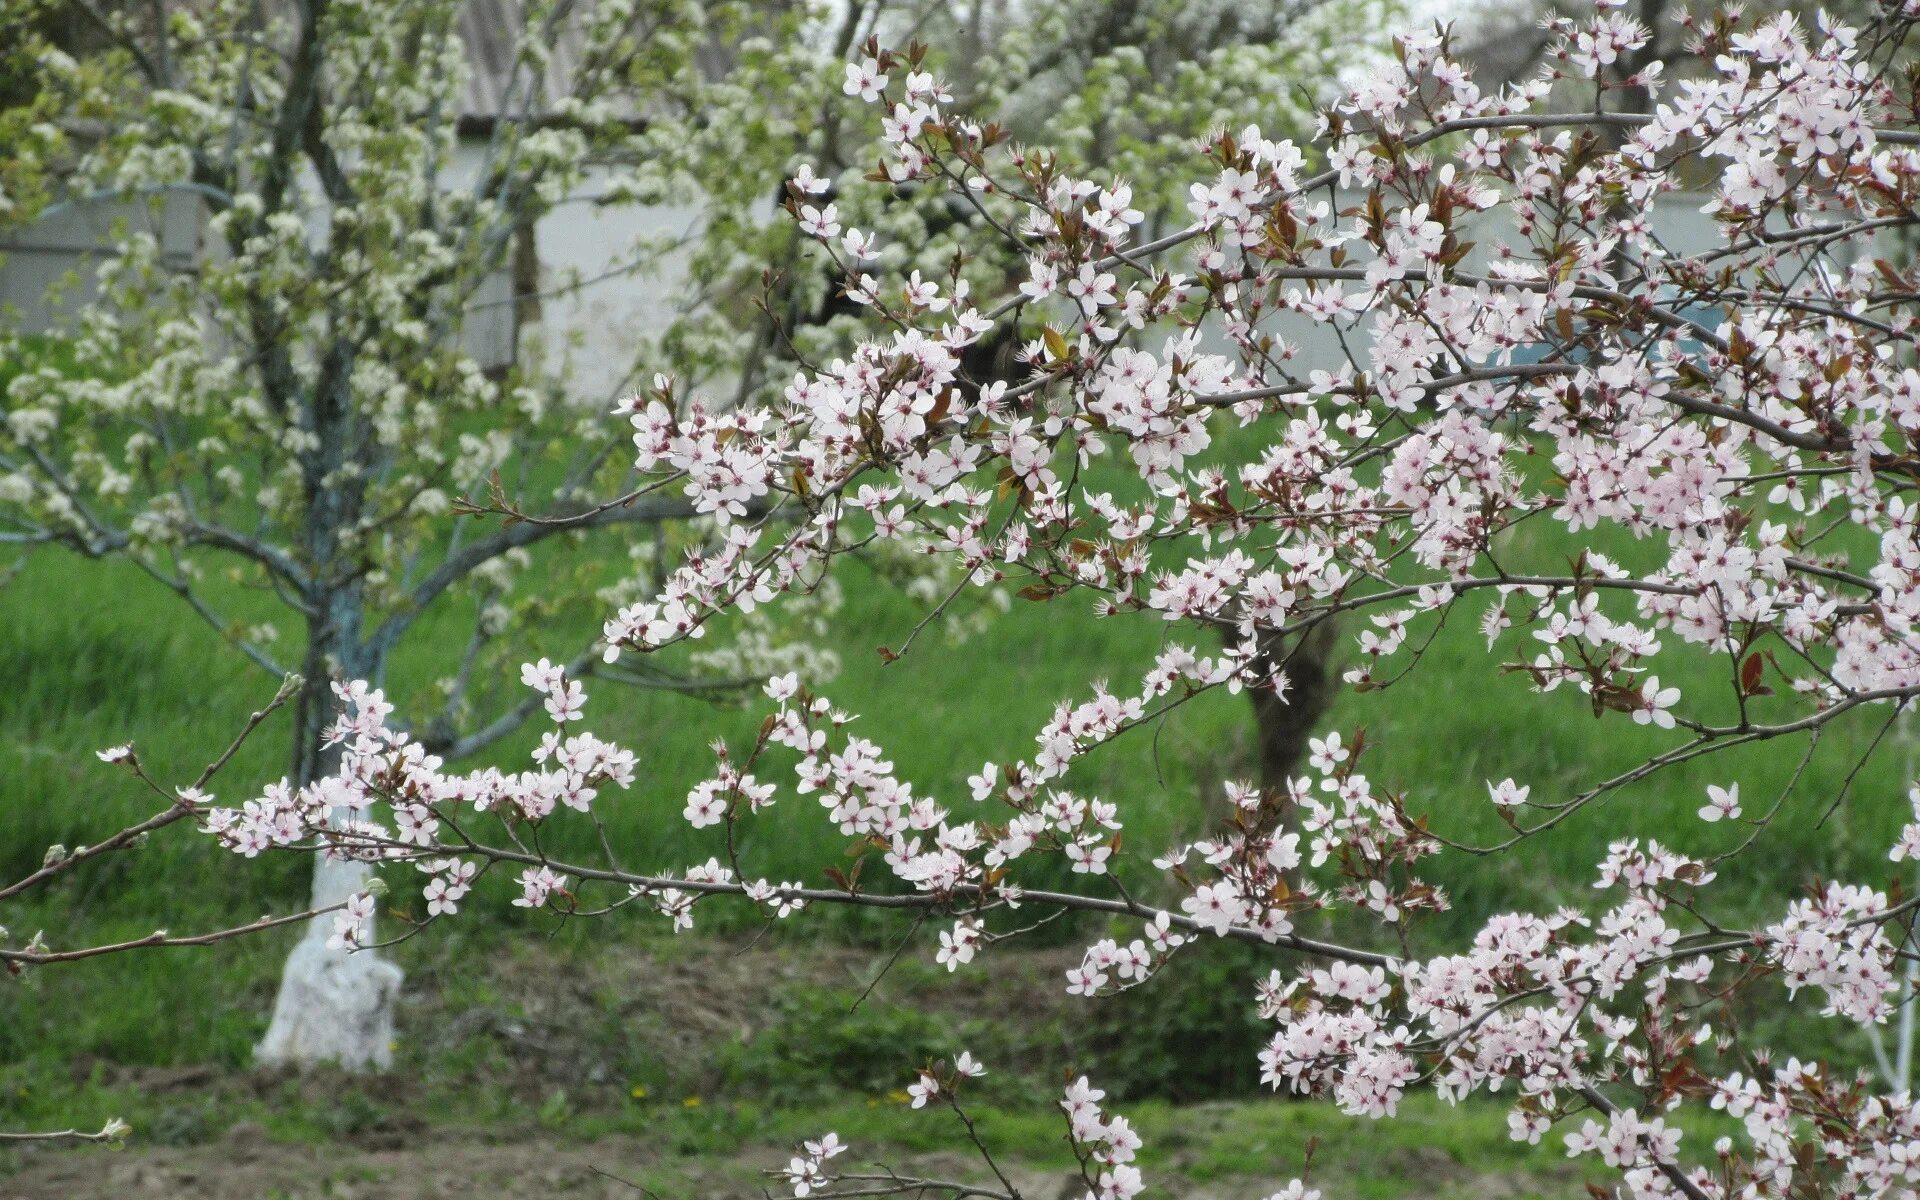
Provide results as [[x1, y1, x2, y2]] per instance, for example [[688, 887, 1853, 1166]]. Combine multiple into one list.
[[255, 856, 402, 1072]]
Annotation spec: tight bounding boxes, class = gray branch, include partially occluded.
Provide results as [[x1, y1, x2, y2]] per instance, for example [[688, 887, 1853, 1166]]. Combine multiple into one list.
[[364, 495, 714, 663]]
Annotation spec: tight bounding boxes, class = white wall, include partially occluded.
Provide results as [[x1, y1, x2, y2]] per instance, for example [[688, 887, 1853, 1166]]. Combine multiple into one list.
[[446, 143, 709, 405], [3, 169, 1852, 399], [0, 190, 201, 334]]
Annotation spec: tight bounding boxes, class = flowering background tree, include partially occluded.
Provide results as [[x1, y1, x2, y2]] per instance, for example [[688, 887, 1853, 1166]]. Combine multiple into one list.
[[8, 0, 1920, 1198], [0, 0, 865, 1069], [0, 0, 1380, 1080]]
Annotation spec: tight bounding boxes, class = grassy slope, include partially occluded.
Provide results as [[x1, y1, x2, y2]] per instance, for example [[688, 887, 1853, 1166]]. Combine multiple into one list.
[[0, 925, 1657, 1197], [0, 432, 1910, 1177], [0, 1087, 1613, 1199], [0, 540, 1249, 1069], [4, 515, 1910, 1023]]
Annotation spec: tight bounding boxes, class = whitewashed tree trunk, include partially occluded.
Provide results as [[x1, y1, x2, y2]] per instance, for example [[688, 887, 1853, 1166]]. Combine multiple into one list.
[[255, 593, 403, 1072], [254, 838, 404, 1072]]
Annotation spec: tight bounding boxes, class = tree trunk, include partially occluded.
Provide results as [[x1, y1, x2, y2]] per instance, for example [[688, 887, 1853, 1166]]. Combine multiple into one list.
[[255, 587, 403, 1073], [1248, 620, 1341, 831]]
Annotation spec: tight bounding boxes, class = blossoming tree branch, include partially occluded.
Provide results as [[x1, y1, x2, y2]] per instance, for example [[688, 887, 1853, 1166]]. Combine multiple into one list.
[[13, 1, 1920, 1196]]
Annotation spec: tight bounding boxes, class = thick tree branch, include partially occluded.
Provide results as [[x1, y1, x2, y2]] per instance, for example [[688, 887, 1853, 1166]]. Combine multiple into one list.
[[365, 495, 716, 663]]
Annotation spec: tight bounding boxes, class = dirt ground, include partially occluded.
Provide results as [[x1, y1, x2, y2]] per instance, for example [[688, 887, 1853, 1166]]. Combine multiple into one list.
[[1, 1134, 1519, 1200], [7, 1130, 671, 1200], [0, 937, 1567, 1199], [2, 1130, 1346, 1200], [0, 938, 1103, 1200]]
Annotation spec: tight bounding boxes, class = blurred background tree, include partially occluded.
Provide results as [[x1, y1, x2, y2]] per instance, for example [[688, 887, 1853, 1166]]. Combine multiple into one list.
[[0, 0, 1390, 1071]]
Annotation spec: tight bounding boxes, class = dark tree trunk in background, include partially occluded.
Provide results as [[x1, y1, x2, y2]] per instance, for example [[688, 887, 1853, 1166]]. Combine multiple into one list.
[[1248, 620, 1341, 829]]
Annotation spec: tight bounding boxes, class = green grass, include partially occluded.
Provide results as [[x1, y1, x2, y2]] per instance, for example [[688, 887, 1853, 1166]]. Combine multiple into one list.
[[1331, 508, 1911, 938], [1, 402, 1912, 1157], [4, 496, 1911, 1059], [0, 539, 1254, 1072]]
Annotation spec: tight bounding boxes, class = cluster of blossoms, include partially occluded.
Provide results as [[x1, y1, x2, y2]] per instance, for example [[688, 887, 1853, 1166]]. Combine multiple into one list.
[[1060, 1076, 1147, 1199], [780, 1131, 845, 1198], [33, 3, 1920, 1196]]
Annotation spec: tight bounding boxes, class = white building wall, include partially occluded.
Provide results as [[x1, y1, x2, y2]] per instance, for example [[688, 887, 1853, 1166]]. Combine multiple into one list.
[[1, 175, 1848, 398], [0, 191, 201, 333], [440, 142, 709, 405]]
